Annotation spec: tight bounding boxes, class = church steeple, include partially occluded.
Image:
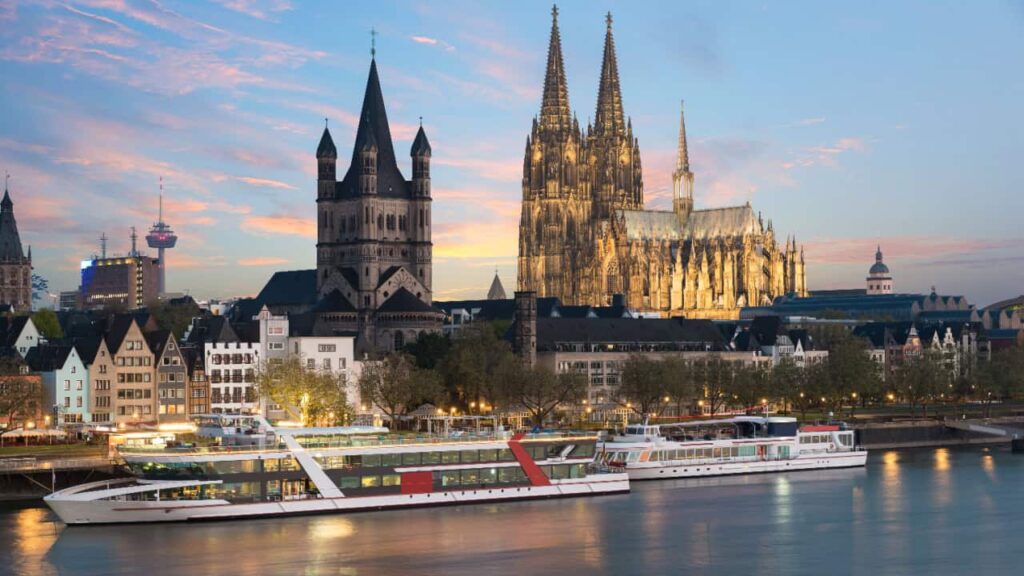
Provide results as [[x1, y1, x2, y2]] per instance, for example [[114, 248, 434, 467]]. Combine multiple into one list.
[[540, 5, 571, 132], [672, 100, 695, 222], [594, 12, 625, 137]]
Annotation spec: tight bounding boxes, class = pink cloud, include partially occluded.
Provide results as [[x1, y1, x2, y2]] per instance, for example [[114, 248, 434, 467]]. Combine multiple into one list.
[[238, 256, 290, 266], [215, 0, 293, 21], [241, 214, 315, 238], [803, 236, 1020, 265], [411, 35, 455, 52], [234, 176, 296, 190]]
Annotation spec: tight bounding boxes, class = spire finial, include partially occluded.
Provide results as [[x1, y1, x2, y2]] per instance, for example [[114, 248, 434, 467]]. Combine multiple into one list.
[[552, 4, 558, 20], [371, 27, 377, 58], [606, 11, 612, 29], [325, 117, 328, 128], [419, 116, 423, 127], [3, 172, 8, 192]]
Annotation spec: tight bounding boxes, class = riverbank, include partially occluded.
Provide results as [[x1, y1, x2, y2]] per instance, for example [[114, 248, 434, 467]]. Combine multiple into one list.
[[854, 416, 1024, 449]]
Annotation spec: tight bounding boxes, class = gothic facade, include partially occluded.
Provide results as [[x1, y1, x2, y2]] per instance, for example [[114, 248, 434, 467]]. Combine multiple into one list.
[[517, 8, 807, 319], [315, 56, 442, 353], [0, 186, 32, 312]]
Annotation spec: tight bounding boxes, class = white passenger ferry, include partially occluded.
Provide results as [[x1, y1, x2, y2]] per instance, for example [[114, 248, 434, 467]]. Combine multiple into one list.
[[599, 416, 867, 480], [45, 417, 628, 525]]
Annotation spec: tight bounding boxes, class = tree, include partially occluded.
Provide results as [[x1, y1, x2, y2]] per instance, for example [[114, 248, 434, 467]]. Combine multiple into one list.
[[697, 358, 733, 416], [727, 363, 770, 415], [892, 350, 947, 417], [972, 347, 1024, 416], [404, 331, 451, 370], [618, 354, 671, 417], [496, 361, 586, 427], [31, 308, 63, 340], [821, 334, 881, 417], [256, 358, 353, 426], [146, 298, 201, 339], [769, 358, 803, 415], [0, 359, 46, 443], [663, 356, 697, 418], [31, 274, 49, 305], [438, 324, 515, 412], [359, 353, 444, 427]]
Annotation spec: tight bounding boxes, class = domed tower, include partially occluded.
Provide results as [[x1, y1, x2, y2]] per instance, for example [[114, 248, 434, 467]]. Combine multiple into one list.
[[866, 245, 893, 295]]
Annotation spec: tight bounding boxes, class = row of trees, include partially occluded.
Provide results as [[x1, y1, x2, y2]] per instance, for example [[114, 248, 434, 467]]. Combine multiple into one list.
[[255, 323, 1024, 428]]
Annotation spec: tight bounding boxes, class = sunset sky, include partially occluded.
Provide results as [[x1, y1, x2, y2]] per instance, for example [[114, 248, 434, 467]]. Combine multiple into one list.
[[2, 0, 1022, 307]]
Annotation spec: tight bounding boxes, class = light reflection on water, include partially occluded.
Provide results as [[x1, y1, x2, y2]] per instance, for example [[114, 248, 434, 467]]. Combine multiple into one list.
[[3, 447, 1024, 576]]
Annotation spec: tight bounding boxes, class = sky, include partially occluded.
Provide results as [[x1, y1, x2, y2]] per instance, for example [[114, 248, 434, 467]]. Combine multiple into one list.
[[1, 0, 1022, 308]]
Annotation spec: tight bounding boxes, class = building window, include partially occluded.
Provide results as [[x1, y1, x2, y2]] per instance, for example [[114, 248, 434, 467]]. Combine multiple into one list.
[[394, 331, 405, 351], [318, 344, 336, 353]]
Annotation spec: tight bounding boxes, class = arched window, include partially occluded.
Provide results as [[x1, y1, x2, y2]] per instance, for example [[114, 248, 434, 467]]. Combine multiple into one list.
[[393, 331, 405, 351]]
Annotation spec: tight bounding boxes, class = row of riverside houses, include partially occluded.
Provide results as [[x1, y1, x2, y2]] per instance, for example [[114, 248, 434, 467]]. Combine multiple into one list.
[[4, 302, 361, 430]]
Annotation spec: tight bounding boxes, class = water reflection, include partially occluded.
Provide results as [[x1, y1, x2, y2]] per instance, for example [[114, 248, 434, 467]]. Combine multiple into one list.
[[5, 448, 1024, 576]]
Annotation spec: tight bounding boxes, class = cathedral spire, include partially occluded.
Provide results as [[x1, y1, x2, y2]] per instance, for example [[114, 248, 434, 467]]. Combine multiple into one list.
[[675, 100, 690, 174], [594, 12, 625, 137], [539, 5, 571, 132]]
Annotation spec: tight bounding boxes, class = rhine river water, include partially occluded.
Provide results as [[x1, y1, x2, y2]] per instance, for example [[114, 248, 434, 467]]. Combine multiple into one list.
[[2, 447, 1024, 575]]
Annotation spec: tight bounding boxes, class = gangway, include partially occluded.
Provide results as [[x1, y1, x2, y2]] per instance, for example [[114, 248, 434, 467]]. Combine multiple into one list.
[[944, 419, 1024, 451]]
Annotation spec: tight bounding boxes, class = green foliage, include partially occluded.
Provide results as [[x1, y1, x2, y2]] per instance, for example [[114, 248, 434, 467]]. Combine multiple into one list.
[[256, 358, 353, 426], [438, 324, 516, 411], [697, 358, 733, 416], [768, 358, 803, 415], [31, 308, 63, 340], [146, 299, 201, 339], [495, 361, 586, 427], [0, 373, 46, 437], [619, 354, 670, 417], [891, 350, 948, 417], [359, 353, 444, 426], [726, 363, 771, 414], [404, 331, 451, 370]]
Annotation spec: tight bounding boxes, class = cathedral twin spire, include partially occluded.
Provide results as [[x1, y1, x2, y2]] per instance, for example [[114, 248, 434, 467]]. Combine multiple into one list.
[[539, 6, 626, 138]]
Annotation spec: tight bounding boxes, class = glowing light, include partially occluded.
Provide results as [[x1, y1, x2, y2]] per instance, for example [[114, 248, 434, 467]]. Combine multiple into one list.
[[276, 420, 304, 428], [157, 423, 197, 433]]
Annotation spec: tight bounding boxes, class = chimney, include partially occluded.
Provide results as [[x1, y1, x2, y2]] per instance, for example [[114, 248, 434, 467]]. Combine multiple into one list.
[[514, 291, 537, 368]]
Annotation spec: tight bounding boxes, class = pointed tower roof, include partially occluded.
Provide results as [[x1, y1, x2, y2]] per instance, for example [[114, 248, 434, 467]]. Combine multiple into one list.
[[487, 272, 507, 300], [539, 5, 571, 132], [317, 124, 337, 159], [411, 123, 431, 157], [594, 12, 625, 137], [340, 57, 409, 197], [674, 100, 690, 174], [0, 179, 25, 263]]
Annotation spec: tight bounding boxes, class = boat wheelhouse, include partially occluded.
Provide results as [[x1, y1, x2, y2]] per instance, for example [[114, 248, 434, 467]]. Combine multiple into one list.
[[44, 419, 628, 525], [599, 416, 866, 481]]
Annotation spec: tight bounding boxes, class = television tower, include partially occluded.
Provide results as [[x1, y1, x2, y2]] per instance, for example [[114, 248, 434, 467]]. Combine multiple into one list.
[[145, 177, 178, 295]]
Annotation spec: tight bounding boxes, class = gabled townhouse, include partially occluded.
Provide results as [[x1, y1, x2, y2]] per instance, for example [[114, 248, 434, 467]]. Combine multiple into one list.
[[88, 338, 116, 425], [181, 346, 209, 416], [106, 315, 157, 427], [26, 343, 89, 425], [148, 330, 188, 423], [187, 315, 260, 415], [1, 316, 40, 358]]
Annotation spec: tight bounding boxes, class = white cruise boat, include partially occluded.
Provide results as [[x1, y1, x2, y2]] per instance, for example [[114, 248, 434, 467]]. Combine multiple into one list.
[[45, 418, 628, 525], [598, 416, 866, 481]]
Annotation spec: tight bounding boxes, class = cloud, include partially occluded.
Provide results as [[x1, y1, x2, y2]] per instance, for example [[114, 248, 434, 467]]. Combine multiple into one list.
[[238, 256, 290, 266], [794, 117, 826, 126], [234, 176, 297, 190], [215, 0, 293, 21], [410, 35, 455, 52], [241, 214, 315, 238], [433, 221, 518, 259], [803, 236, 1021, 265], [783, 137, 867, 170]]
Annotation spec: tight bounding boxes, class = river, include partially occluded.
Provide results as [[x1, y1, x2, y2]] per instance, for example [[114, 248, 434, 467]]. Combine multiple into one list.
[[2, 447, 1023, 575]]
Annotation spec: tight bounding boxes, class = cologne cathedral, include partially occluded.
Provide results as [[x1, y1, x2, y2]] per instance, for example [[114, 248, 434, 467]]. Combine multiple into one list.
[[517, 7, 807, 319]]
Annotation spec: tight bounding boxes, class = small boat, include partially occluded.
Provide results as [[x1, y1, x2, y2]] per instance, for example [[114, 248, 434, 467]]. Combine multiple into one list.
[[45, 417, 628, 525], [598, 416, 867, 481]]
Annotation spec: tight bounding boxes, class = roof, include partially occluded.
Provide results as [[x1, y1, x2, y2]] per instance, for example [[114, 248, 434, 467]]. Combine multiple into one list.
[[434, 299, 517, 322], [312, 290, 356, 314], [183, 316, 239, 345], [256, 269, 318, 307], [25, 344, 74, 372], [749, 316, 782, 346], [684, 205, 761, 240], [486, 274, 507, 301], [869, 261, 890, 275], [0, 188, 26, 262], [0, 316, 31, 348], [104, 315, 137, 353], [986, 295, 1024, 311], [618, 210, 681, 241], [534, 317, 726, 351], [337, 59, 410, 199], [316, 126, 337, 159], [377, 288, 440, 314], [146, 329, 172, 359], [411, 125, 431, 156], [554, 305, 595, 319]]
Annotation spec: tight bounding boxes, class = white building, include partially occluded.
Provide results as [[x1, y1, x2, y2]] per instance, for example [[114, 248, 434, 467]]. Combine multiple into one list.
[[204, 342, 260, 415], [2, 316, 40, 358], [255, 307, 362, 418]]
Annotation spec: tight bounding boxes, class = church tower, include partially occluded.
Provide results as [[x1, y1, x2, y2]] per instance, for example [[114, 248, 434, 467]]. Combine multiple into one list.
[[517, 5, 589, 300], [0, 179, 32, 312], [315, 53, 441, 353], [672, 101, 694, 223], [589, 12, 643, 219]]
